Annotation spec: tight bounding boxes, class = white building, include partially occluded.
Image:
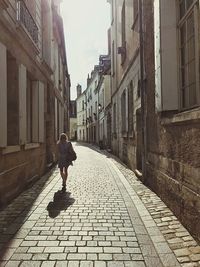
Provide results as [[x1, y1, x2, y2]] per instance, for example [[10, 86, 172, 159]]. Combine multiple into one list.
[[76, 85, 86, 141]]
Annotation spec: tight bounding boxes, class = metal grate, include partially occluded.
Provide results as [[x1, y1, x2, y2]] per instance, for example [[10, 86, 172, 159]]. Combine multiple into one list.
[[17, 0, 38, 44]]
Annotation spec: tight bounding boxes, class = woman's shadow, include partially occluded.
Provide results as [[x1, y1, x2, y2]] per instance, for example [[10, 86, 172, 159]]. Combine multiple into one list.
[[46, 190, 75, 218]]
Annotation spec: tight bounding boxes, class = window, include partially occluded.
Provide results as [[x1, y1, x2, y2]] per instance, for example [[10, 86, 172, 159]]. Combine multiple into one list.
[[132, 0, 139, 32], [128, 81, 134, 136], [121, 0, 126, 64], [42, 0, 51, 65], [178, 0, 199, 109], [113, 103, 117, 134], [121, 90, 127, 134], [112, 41, 115, 76], [7, 51, 19, 146], [26, 73, 33, 143], [111, 0, 114, 24], [137, 79, 141, 98]]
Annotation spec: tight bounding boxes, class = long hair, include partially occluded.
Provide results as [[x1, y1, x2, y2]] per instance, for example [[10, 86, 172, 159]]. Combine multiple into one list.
[[57, 133, 68, 144]]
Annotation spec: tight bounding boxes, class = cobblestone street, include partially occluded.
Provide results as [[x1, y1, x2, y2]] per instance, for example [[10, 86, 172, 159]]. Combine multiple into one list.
[[0, 144, 200, 267]]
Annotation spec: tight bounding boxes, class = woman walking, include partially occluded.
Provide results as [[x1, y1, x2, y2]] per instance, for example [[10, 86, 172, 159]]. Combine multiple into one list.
[[57, 133, 75, 191]]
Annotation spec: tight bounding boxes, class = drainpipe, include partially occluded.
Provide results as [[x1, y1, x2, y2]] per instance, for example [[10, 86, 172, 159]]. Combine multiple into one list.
[[139, 0, 147, 184]]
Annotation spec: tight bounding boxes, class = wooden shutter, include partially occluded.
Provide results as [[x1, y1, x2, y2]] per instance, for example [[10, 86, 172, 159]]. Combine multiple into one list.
[[39, 81, 45, 142], [19, 64, 27, 144], [0, 42, 7, 147], [125, 88, 128, 133], [32, 81, 39, 142]]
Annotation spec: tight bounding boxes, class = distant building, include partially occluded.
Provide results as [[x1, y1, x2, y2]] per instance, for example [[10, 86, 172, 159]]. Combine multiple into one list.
[[69, 100, 77, 140], [85, 67, 101, 144], [76, 85, 87, 142]]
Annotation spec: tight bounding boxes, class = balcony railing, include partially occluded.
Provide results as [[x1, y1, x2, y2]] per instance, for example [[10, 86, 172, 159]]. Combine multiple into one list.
[[17, 0, 38, 45]]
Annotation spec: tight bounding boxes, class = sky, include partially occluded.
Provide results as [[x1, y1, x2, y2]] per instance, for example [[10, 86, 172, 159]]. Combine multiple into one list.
[[60, 0, 111, 100]]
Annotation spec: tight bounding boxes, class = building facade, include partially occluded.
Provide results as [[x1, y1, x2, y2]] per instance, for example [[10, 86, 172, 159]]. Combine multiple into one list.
[[108, 0, 200, 241], [0, 0, 70, 206], [85, 67, 101, 144], [69, 100, 77, 140], [108, 0, 141, 170], [147, 0, 200, 240], [76, 85, 87, 142]]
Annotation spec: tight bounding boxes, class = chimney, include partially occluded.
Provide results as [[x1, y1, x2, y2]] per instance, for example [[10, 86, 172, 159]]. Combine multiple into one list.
[[76, 84, 82, 98]]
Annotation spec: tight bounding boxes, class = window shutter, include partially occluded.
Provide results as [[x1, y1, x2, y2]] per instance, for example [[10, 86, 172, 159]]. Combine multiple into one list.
[[19, 64, 27, 144], [55, 98, 58, 141], [0, 42, 7, 147], [154, 0, 178, 111], [39, 81, 45, 143], [32, 81, 39, 142], [125, 88, 128, 133]]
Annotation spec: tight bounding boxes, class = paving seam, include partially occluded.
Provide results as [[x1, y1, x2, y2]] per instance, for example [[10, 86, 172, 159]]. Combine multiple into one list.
[[106, 158, 181, 267]]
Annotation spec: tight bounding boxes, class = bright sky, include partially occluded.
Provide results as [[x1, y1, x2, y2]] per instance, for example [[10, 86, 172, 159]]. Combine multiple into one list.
[[60, 0, 110, 100]]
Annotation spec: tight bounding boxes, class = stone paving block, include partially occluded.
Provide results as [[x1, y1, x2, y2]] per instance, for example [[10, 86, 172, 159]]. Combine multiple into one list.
[[65, 247, 78, 253], [124, 261, 146, 267], [67, 253, 87, 260], [15, 247, 29, 253], [98, 253, 113, 260], [107, 262, 124, 267], [32, 253, 49, 260], [112, 241, 126, 247], [11, 253, 32, 260], [20, 261, 41, 267], [104, 247, 122, 253], [67, 261, 79, 267], [113, 254, 131, 260], [80, 261, 93, 267], [49, 253, 67, 260], [4, 261, 21, 267], [60, 241, 75, 247], [94, 261, 106, 267], [20, 241, 37, 247], [87, 254, 98, 260], [28, 247, 44, 253], [78, 247, 103, 253], [41, 261, 56, 267], [44, 247, 64, 253], [37, 241, 59, 247]]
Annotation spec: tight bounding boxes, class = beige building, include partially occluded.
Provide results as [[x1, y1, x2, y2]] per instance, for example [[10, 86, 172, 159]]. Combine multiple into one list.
[[108, 0, 141, 169], [109, 0, 200, 241], [0, 0, 70, 206], [69, 100, 77, 140], [85, 67, 101, 144]]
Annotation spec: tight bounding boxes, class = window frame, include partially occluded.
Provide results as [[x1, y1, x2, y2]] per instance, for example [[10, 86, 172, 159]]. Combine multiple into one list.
[[178, 0, 200, 110]]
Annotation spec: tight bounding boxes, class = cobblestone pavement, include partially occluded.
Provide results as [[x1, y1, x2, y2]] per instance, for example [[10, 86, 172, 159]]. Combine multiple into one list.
[[0, 143, 199, 267]]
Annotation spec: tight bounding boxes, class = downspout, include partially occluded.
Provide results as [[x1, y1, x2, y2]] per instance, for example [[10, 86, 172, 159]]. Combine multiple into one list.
[[139, 0, 147, 184]]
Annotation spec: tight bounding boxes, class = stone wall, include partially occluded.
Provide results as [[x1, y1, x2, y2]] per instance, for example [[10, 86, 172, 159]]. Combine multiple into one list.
[[143, 0, 200, 241], [0, 146, 46, 206]]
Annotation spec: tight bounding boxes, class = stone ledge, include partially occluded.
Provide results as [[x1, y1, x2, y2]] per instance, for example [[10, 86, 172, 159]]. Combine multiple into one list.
[[161, 107, 200, 125], [24, 143, 40, 150], [2, 145, 21, 155]]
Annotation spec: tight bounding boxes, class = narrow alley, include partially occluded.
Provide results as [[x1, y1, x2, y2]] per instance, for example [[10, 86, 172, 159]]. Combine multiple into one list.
[[0, 144, 200, 267]]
